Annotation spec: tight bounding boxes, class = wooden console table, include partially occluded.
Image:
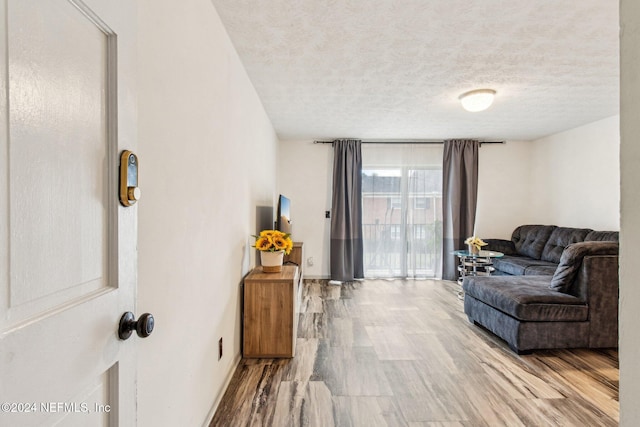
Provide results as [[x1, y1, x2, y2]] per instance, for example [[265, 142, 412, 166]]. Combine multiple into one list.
[[243, 265, 299, 358]]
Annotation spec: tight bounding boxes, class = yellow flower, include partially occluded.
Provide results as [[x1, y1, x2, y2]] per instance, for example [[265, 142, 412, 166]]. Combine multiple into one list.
[[272, 235, 287, 250], [255, 236, 273, 251], [465, 236, 488, 248], [253, 229, 293, 253], [284, 239, 294, 255]]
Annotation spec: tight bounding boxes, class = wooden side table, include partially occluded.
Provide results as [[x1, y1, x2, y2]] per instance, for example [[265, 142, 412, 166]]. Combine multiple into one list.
[[243, 265, 299, 358]]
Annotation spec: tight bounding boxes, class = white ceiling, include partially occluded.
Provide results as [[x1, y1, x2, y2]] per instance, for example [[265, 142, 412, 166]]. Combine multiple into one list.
[[211, 0, 619, 141]]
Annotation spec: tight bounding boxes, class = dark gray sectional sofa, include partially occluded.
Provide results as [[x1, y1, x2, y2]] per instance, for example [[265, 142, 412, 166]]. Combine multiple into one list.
[[462, 225, 619, 354]]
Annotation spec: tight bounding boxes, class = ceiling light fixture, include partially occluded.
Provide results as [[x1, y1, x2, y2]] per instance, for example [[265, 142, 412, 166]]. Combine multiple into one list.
[[459, 89, 496, 112]]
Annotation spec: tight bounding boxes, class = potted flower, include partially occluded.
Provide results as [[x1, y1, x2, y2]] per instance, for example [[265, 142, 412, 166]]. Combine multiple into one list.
[[253, 230, 294, 273], [465, 235, 487, 255]]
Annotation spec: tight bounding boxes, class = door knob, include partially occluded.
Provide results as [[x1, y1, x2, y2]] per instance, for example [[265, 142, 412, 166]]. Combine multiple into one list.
[[118, 312, 154, 340]]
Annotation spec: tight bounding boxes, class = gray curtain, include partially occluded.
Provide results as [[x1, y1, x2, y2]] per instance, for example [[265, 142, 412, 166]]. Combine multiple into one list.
[[442, 139, 479, 281], [330, 139, 364, 281]]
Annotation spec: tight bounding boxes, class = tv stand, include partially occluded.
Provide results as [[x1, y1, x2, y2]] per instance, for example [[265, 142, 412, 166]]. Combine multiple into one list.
[[284, 242, 304, 276]]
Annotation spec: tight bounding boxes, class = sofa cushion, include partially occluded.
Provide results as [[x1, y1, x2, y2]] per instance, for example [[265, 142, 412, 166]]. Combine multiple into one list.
[[523, 264, 558, 276], [585, 230, 619, 242], [463, 275, 588, 322], [550, 241, 620, 292], [541, 227, 592, 263], [511, 225, 556, 260], [492, 256, 558, 276], [483, 238, 517, 256]]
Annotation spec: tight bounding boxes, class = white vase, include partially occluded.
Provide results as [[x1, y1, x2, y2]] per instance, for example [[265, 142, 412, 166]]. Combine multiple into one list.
[[260, 250, 284, 273]]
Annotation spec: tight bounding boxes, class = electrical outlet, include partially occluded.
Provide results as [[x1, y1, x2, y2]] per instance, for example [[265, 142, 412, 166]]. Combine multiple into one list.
[[325, 210, 330, 218], [307, 257, 314, 266], [218, 337, 223, 360]]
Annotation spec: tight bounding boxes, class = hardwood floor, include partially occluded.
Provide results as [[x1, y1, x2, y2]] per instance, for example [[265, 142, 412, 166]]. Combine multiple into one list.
[[211, 279, 619, 426]]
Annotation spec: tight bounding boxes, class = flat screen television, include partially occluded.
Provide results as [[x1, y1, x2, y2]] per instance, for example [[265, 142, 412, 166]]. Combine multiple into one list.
[[276, 194, 292, 235]]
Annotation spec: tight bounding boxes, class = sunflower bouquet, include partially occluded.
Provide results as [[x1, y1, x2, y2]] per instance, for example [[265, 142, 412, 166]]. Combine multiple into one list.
[[465, 235, 487, 253], [253, 230, 293, 255]]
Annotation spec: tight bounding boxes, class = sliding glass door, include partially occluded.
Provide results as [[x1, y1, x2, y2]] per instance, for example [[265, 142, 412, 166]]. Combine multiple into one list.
[[362, 145, 443, 278]]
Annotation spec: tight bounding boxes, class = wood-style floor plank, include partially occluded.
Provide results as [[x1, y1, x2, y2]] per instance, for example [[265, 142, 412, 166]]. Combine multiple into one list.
[[210, 279, 619, 427]]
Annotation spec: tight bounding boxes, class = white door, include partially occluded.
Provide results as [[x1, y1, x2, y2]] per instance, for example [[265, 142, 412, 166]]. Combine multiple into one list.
[[0, 0, 139, 426]]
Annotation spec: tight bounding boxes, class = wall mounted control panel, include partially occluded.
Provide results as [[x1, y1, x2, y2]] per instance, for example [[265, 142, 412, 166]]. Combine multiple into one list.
[[119, 150, 141, 206]]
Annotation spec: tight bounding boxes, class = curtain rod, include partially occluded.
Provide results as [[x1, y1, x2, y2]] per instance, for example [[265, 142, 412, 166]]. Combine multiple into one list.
[[313, 140, 505, 145]]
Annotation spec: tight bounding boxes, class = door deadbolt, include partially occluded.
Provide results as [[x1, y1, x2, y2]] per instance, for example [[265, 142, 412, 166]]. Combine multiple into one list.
[[119, 150, 140, 206]]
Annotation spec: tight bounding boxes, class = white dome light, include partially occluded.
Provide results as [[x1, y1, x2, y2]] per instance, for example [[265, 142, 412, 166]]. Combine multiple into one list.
[[459, 89, 496, 112]]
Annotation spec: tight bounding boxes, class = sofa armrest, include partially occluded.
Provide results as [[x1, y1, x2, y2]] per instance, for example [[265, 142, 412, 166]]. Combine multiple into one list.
[[483, 238, 517, 256], [550, 241, 619, 293], [575, 255, 619, 347]]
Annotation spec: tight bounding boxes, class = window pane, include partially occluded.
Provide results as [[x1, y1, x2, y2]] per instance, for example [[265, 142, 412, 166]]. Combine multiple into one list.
[[362, 169, 403, 277], [361, 144, 443, 279]]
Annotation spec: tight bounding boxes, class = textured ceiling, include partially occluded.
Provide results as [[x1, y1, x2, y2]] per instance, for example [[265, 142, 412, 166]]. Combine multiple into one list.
[[211, 0, 619, 141]]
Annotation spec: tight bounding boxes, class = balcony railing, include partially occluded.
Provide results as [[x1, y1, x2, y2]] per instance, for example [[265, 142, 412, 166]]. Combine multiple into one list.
[[362, 223, 441, 278]]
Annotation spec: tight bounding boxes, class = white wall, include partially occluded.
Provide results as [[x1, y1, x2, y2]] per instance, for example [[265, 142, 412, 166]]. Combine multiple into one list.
[[137, 1, 278, 425], [529, 115, 620, 230], [475, 141, 535, 239], [479, 116, 620, 239], [278, 140, 333, 278], [479, 116, 620, 240], [620, 0, 640, 424]]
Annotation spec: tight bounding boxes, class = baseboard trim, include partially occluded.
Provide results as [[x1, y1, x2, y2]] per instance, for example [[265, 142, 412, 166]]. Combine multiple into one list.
[[201, 352, 242, 427]]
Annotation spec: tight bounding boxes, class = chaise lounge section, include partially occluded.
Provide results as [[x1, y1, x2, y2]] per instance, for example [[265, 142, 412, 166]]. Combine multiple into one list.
[[462, 225, 619, 354]]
